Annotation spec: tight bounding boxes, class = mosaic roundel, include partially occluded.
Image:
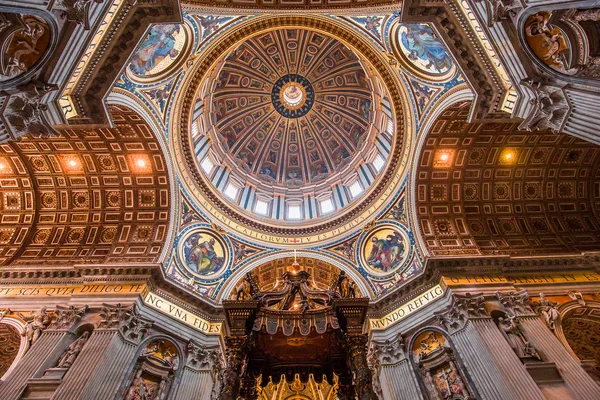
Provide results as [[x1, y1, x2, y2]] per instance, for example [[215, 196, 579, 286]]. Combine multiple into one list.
[[178, 229, 229, 279], [360, 225, 409, 276], [271, 74, 315, 118], [396, 23, 453, 76], [128, 24, 187, 78]]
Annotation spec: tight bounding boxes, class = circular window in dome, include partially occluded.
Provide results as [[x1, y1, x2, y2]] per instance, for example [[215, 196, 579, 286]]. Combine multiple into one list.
[[282, 83, 304, 106], [271, 74, 314, 118]]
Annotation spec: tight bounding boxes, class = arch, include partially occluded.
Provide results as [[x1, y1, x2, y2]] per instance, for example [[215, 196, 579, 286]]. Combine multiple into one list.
[[0, 6, 59, 89], [107, 90, 179, 264], [0, 316, 27, 381], [120, 335, 184, 400], [218, 249, 375, 302], [517, 1, 600, 87], [0, 105, 172, 265], [409, 86, 474, 257], [555, 300, 600, 367], [415, 101, 600, 257], [407, 327, 479, 400]]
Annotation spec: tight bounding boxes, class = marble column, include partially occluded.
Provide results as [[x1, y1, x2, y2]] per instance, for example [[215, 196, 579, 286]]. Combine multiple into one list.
[[448, 292, 546, 400], [52, 330, 118, 400], [173, 341, 221, 400], [78, 305, 153, 400], [346, 334, 377, 400], [0, 305, 86, 400], [435, 294, 517, 400], [217, 336, 249, 400]]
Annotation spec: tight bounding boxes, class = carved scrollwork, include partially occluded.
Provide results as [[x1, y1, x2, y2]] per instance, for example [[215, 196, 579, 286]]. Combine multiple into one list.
[[49, 305, 88, 331], [518, 77, 568, 134], [118, 307, 153, 344], [495, 289, 534, 316], [2, 80, 57, 139], [98, 303, 129, 329]]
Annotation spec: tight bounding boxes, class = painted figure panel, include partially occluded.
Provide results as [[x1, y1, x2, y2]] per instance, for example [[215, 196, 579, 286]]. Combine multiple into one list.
[[362, 226, 407, 275], [398, 24, 452, 75], [180, 230, 227, 277], [129, 24, 185, 76]]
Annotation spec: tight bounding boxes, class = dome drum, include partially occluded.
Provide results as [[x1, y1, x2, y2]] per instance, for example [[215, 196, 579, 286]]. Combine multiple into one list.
[[189, 28, 397, 225]]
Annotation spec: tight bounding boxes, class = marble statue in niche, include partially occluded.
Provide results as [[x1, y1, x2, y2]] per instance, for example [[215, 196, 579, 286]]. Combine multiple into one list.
[[56, 331, 90, 368], [0, 14, 51, 82], [432, 363, 470, 400], [497, 315, 541, 360], [412, 331, 473, 400], [125, 340, 179, 400]]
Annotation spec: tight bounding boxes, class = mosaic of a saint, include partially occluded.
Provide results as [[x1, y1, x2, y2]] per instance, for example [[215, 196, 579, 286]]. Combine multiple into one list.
[[129, 24, 183, 76], [365, 229, 406, 273], [181, 232, 225, 276], [399, 24, 452, 74]]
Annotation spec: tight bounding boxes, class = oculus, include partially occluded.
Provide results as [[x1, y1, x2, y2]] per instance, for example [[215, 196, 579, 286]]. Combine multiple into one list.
[[271, 74, 314, 118], [179, 229, 228, 278]]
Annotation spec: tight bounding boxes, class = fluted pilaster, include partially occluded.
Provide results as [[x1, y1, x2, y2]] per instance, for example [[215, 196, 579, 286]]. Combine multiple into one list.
[[379, 359, 423, 400], [173, 368, 214, 400], [470, 319, 545, 399], [78, 333, 138, 399], [52, 330, 116, 400], [0, 331, 65, 400], [452, 323, 516, 399], [520, 317, 600, 400]]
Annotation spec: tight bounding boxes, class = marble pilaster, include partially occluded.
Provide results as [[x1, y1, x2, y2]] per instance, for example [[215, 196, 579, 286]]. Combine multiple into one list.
[[436, 294, 517, 400]]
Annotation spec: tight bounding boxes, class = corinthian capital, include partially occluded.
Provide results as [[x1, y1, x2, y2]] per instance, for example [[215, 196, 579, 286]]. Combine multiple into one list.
[[435, 293, 488, 334], [370, 333, 405, 365], [119, 306, 153, 344], [495, 289, 534, 316], [48, 305, 88, 331], [187, 341, 223, 371], [98, 303, 129, 329]]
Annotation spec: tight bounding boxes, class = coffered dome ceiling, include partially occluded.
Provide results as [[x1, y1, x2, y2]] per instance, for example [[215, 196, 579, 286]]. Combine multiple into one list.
[[211, 29, 373, 189], [183, 24, 404, 241]]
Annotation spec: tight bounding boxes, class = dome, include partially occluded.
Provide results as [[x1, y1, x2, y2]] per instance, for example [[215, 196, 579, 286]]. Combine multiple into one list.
[[192, 28, 394, 224]]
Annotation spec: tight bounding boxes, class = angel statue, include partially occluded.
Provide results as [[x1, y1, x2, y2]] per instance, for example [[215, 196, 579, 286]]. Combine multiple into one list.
[[17, 307, 54, 346]]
